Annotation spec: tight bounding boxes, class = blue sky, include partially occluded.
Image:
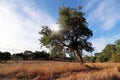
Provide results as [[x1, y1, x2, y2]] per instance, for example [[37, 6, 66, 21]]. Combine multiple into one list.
[[0, 0, 120, 55]]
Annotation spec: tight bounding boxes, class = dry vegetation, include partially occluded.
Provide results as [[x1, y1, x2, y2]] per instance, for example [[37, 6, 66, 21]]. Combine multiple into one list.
[[0, 61, 120, 80]]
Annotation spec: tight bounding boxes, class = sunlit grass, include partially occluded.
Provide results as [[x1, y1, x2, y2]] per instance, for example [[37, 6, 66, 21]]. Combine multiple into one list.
[[0, 61, 120, 80]]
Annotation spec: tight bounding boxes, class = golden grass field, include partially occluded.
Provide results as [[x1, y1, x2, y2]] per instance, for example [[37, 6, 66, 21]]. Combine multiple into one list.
[[0, 61, 120, 80]]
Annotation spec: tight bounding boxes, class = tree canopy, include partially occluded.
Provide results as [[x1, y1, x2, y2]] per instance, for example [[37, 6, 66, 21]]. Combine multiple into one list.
[[39, 6, 94, 63]]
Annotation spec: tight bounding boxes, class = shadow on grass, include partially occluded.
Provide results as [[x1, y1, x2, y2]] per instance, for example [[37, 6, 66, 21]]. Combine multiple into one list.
[[53, 64, 102, 79], [53, 65, 120, 80]]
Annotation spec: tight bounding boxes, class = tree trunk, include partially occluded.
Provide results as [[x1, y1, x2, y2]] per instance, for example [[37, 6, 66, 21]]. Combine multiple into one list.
[[74, 50, 84, 64]]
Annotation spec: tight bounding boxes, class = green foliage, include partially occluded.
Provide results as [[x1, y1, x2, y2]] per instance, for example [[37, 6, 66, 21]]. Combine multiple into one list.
[[116, 53, 120, 62], [95, 54, 107, 62], [83, 55, 96, 63], [39, 26, 53, 48], [94, 44, 116, 62], [89, 56, 96, 63], [32, 51, 50, 60], [11, 50, 50, 61], [92, 39, 120, 63], [11, 53, 25, 61], [98, 44, 116, 62], [39, 6, 93, 63], [110, 53, 120, 62], [0, 51, 11, 62], [50, 52, 66, 59], [83, 55, 90, 62], [23, 50, 33, 60], [115, 39, 120, 53]]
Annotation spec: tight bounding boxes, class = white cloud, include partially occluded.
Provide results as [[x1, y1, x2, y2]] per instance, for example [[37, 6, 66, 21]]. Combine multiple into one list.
[[0, 0, 56, 53], [87, 0, 120, 30]]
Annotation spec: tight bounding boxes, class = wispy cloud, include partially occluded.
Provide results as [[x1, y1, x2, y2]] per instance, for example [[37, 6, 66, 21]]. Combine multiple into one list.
[[0, 0, 56, 53], [87, 0, 120, 30], [84, 0, 98, 12]]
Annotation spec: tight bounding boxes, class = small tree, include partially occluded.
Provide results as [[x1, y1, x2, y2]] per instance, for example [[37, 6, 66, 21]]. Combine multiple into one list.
[[100, 44, 116, 62], [39, 6, 93, 63]]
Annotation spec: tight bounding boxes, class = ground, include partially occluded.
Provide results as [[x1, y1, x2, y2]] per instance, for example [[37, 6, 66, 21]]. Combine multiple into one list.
[[0, 61, 120, 80]]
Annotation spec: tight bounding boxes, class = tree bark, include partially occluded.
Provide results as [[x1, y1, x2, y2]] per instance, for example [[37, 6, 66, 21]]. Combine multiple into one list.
[[74, 50, 84, 64]]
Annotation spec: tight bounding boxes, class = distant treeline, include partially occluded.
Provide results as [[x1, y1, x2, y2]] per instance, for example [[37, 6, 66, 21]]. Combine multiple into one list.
[[0, 51, 49, 62], [0, 50, 71, 62], [83, 39, 120, 63]]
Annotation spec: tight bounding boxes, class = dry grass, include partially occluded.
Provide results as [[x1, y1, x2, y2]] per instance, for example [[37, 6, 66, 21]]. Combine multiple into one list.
[[0, 61, 120, 80]]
